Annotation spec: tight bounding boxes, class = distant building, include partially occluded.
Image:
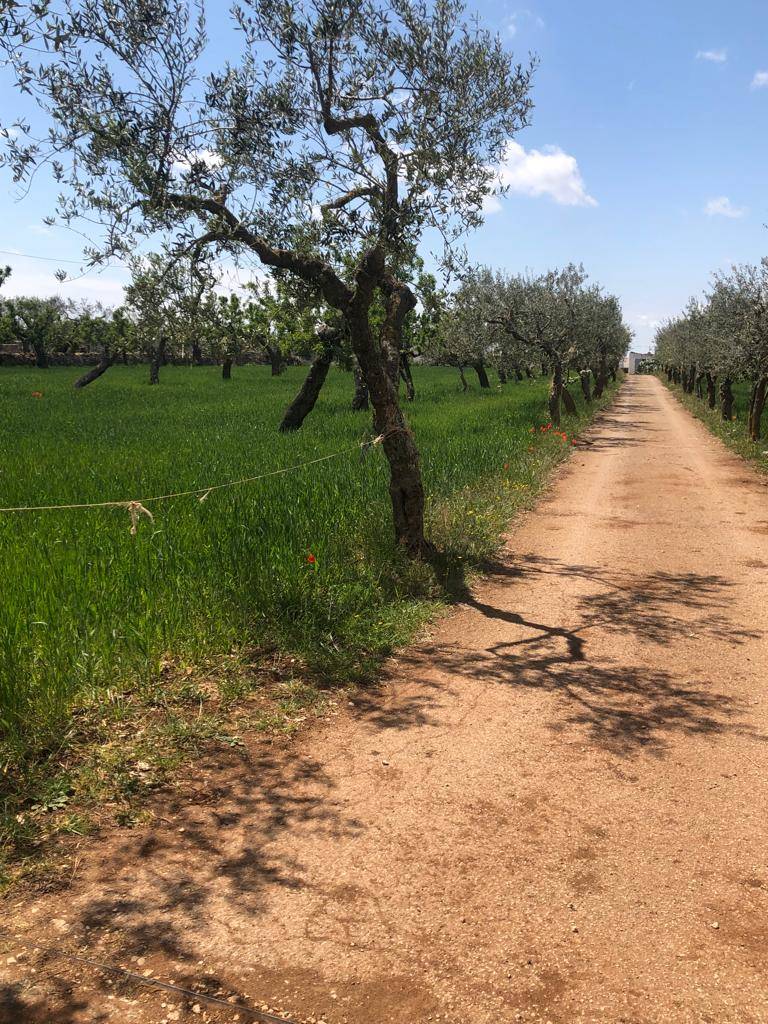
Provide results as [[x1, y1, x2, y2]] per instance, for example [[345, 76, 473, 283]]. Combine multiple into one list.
[[622, 351, 647, 374]]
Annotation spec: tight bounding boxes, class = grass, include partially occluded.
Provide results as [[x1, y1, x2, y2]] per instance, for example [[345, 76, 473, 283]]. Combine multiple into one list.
[[659, 375, 768, 475], [0, 363, 619, 878]]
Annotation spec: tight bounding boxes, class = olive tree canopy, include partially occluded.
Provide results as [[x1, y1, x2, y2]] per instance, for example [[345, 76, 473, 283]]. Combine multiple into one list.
[[1, 0, 534, 554]]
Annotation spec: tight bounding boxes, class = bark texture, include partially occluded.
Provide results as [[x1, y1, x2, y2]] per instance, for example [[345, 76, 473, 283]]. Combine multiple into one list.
[[561, 384, 578, 416], [705, 372, 717, 410], [747, 377, 767, 442], [472, 361, 490, 389], [720, 378, 734, 421], [279, 329, 339, 432], [346, 261, 429, 557], [351, 362, 369, 411], [548, 362, 563, 427], [399, 351, 415, 401]]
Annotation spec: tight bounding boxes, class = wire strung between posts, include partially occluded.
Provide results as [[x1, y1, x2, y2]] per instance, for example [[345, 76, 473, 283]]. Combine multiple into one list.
[[25, 941, 299, 1024], [0, 432, 397, 521]]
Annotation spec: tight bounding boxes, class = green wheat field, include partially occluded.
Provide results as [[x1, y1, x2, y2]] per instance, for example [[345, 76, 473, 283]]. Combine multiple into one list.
[[1, 364, 617, 866]]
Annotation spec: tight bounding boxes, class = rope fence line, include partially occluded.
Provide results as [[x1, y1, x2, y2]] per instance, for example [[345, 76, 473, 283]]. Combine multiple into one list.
[[0, 430, 399, 529]]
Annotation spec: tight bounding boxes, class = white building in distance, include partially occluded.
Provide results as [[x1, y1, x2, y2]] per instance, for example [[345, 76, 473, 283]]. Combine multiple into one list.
[[622, 351, 648, 374]]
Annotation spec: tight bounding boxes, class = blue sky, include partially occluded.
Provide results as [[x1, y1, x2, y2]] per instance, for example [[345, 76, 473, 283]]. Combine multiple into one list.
[[2, 0, 767, 352]]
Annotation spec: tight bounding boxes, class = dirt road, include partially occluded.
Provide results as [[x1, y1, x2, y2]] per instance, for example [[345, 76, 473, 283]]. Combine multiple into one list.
[[3, 375, 768, 1024]]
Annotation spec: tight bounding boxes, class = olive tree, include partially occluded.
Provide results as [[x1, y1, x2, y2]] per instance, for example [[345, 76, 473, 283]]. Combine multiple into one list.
[[72, 304, 133, 386], [125, 254, 184, 384], [1, 0, 534, 555], [657, 265, 768, 437], [492, 264, 590, 425], [710, 263, 768, 441], [439, 266, 529, 388]]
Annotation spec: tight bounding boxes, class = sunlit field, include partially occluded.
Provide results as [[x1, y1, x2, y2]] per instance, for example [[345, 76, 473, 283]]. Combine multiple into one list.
[[1, 364, 617, 857]]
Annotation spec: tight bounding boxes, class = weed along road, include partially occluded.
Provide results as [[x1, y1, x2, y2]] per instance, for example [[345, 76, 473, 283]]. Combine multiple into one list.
[[3, 374, 768, 1024]]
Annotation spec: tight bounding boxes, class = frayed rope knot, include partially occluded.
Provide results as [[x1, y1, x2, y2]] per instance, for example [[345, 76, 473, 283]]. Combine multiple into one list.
[[126, 501, 154, 536]]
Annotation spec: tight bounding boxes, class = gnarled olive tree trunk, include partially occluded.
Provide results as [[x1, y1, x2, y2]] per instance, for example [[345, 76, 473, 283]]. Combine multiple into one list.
[[548, 361, 563, 426], [561, 383, 578, 415], [267, 345, 284, 376], [279, 327, 340, 432], [705, 372, 717, 409], [74, 349, 113, 388], [348, 303, 428, 557], [472, 360, 490, 388], [399, 350, 415, 400], [579, 370, 592, 402], [351, 361, 369, 411], [149, 335, 166, 385], [719, 378, 734, 421], [32, 340, 49, 369], [222, 357, 232, 380], [748, 377, 767, 442]]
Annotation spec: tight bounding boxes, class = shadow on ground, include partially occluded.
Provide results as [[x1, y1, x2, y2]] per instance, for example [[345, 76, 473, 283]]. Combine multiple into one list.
[[3, 388, 766, 1021]]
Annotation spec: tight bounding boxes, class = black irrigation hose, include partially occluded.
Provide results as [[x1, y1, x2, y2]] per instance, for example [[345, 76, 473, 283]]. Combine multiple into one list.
[[25, 942, 300, 1024]]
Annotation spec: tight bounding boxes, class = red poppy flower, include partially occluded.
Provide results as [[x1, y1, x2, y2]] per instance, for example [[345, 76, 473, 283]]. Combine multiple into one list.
[[503, 462, 509, 471], [306, 552, 316, 564], [31, 391, 43, 399]]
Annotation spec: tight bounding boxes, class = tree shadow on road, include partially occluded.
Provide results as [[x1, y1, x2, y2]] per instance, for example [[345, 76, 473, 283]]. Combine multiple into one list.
[[4, 552, 765, 1023], [384, 552, 765, 760], [1, 743, 362, 1023]]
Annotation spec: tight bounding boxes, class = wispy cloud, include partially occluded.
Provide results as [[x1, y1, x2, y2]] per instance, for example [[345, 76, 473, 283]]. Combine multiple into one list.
[[696, 49, 727, 63], [507, 9, 544, 38], [631, 313, 663, 331], [750, 70, 768, 89], [487, 140, 597, 210], [704, 196, 747, 219]]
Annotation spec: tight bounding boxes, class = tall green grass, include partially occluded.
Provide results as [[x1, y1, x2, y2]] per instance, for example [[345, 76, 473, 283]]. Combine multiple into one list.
[[1, 364, 616, 859], [659, 376, 768, 474]]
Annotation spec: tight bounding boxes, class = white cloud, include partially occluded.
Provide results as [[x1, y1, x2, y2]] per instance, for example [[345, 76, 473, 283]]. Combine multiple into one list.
[[489, 140, 597, 209], [631, 313, 663, 331], [696, 49, 727, 63], [482, 193, 503, 215], [507, 9, 544, 37], [751, 70, 768, 89], [704, 195, 747, 219], [171, 149, 223, 174], [1, 267, 128, 306]]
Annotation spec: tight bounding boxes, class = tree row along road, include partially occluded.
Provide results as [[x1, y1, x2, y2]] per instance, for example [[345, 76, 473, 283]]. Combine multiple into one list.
[[3, 375, 768, 1024]]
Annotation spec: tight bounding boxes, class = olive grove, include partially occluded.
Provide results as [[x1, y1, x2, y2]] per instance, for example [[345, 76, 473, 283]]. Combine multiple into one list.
[[654, 259, 768, 441], [0, 0, 535, 556]]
